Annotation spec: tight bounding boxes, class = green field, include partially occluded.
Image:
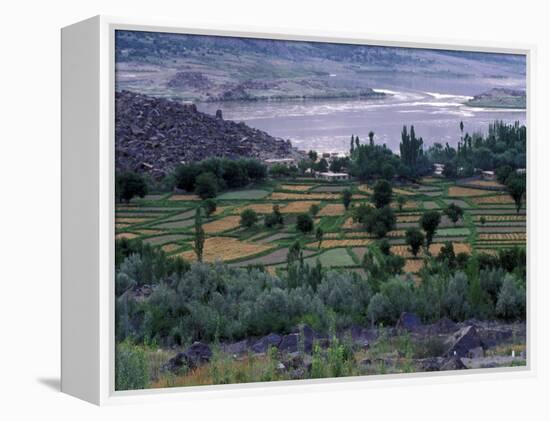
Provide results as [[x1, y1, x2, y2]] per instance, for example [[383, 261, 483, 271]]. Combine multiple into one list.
[[116, 177, 526, 274]]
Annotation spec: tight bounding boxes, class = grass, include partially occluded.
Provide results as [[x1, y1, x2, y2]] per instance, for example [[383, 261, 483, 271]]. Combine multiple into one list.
[[303, 248, 356, 267], [217, 189, 270, 200], [435, 227, 470, 237]]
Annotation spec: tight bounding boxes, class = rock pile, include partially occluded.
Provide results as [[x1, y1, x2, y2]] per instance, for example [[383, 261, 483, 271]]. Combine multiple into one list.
[[115, 90, 301, 178]]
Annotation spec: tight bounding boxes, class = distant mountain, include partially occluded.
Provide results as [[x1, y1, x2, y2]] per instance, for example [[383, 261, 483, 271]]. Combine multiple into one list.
[[466, 88, 526, 109], [115, 31, 526, 102], [115, 91, 301, 177]]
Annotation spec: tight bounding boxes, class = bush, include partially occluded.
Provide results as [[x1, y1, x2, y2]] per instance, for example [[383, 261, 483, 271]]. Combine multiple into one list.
[[405, 228, 424, 257], [443, 272, 470, 321], [115, 341, 149, 390], [372, 179, 392, 208], [296, 213, 314, 234], [364, 206, 396, 238], [240, 209, 258, 228], [367, 293, 392, 326], [195, 172, 218, 199], [203, 199, 217, 217], [496, 275, 526, 320], [116, 172, 148, 203]]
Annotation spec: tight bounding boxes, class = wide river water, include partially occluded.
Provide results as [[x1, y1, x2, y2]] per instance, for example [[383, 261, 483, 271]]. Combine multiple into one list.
[[198, 89, 526, 154]]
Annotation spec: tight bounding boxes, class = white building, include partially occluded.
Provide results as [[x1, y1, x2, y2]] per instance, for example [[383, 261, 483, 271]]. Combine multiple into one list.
[[317, 171, 350, 182], [434, 163, 445, 177], [481, 170, 496, 180]]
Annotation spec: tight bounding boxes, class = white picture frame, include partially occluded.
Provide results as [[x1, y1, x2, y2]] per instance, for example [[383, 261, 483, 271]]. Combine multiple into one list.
[[61, 15, 535, 405]]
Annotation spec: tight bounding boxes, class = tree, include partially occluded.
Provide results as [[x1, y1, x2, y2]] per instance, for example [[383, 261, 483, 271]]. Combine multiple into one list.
[[309, 204, 320, 216], [496, 165, 514, 184], [116, 172, 148, 204], [372, 179, 393, 208], [405, 228, 424, 257], [399, 125, 424, 177], [443, 203, 463, 226], [378, 239, 391, 256], [308, 150, 318, 162], [437, 241, 456, 266], [442, 161, 457, 179], [195, 172, 218, 199], [342, 189, 352, 210], [367, 293, 391, 326], [496, 275, 526, 320], [396, 195, 406, 211], [287, 240, 302, 266], [364, 206, 396, 238], [265, 205, 284, 228], [421, 210, 441, 248], [480, 216, 487, 226], [194, 208, 205, 262], [202, 199, 217, 217], [240, 209, 258, 228], [506, 174, 526, 214], [368, 131, 375, 146], [296, 213, 314, 234], [174, 163, 201, 191], [316, 227, 324, 249], [315, 158, 329, 172]]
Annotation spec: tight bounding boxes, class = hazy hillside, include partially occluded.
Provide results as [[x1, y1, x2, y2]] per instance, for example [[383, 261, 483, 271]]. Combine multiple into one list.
[[115, 30, 526, 102]]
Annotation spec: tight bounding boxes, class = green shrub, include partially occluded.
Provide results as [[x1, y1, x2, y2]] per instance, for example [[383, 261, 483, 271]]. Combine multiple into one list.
[[115, 341, 149, 391]]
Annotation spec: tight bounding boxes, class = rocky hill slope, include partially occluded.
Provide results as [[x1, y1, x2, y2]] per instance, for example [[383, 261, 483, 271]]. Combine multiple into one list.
[[115, 91, 301, 178], [466, 88, 526, 109]]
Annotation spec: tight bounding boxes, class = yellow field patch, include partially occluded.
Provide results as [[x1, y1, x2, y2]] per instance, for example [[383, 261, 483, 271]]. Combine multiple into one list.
[[115, 217, 150, 224], [135, 229, 163, 236], [476, 249, 499, 256], [280, 184, 313, 192], [429, 242, 472, 255], [280, 201, 321, 214], [464, 180, 505, 188], [391, 242, 471, 257], [315, 239, 372, 248], [175, 237, 272, 262], [404, 259, 424, 273], [234, 203, 276, 214], [115, 232, 139, 240], [448, 186, 490, 197], [397, 214, 421, 223], [474, 215, 525, 222], [202, 215, 241, 233], [477, 233, 526, 241], [358, 185, 374, 194], [472, 195, 516, 205], [318, 203, 346, 216], [344, 232, 371, 238], [116, 223, 131, 230], [161, 243, 180, 253], [342, 218, 362, 229], [168, 194, 201, 201], [212, 206, 232, 216], [391, 201, 420, 210], [270, 192, 340, 201]]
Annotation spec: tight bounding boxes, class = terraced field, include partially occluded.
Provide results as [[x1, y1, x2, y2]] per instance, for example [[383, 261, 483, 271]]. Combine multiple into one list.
[[115, 176, 526, 277]]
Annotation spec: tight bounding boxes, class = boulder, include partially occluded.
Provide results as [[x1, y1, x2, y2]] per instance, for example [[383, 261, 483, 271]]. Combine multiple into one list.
[[467, 346, 485, 359], [222, 339, 249, 356], [429, 318, 457, 335], [279, 325, 325, 353], [445, 326, 484, 358], [396, 312, 422, 332], [251, 333, 282, 354], [440, 356, 467, 371], [165, 342, 212, 372]]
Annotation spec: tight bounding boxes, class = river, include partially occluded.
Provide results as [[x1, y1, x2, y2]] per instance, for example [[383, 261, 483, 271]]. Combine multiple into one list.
[[198, 89, 526, 154]]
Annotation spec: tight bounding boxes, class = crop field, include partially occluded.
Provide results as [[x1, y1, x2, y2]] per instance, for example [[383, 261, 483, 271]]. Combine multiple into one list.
[[447, 186, 490, 197], [202, 215, 241, 233], [471, 195, 516, 205], [176, 237, 273, 262], [463, 179, 505, 189], [403, 259, 424, 273], [270, 192, 340, 201], [279, 200, 321, 213], [318, 203, 345, 216], [115, 178, 525, 276], [279, 184, 313, 191]]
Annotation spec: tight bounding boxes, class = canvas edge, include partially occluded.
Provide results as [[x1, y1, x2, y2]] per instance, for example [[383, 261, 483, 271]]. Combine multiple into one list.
[[60, 14, 536, 406]]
